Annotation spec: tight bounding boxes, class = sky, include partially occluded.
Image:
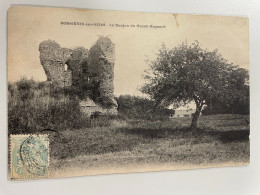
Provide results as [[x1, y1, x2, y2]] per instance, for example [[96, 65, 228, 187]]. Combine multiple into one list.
[[8, 6, 249, 97]]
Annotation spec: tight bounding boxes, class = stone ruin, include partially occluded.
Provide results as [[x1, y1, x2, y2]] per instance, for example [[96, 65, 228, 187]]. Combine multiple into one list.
[[39, 36, 118, 116]]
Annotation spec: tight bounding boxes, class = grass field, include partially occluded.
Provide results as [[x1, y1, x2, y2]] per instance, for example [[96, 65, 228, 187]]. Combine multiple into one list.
[[47, 114, 250, 177], [8, 79, 250, 177]]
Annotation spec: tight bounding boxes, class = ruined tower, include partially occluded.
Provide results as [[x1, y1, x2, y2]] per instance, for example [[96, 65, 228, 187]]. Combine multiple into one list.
[[88, 37, 117, 107], [39, 36, 118, 116], [39, 40, 72, 87]]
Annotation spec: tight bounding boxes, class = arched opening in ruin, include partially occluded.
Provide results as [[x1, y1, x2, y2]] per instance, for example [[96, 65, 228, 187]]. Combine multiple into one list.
[[62, 62, 72, 87], [64, 64, 68, 71], [64, 59, 73, 72]]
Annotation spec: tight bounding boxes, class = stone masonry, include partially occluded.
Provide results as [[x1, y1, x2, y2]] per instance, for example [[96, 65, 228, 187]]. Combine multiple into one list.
[[39, 36, 118, 116]]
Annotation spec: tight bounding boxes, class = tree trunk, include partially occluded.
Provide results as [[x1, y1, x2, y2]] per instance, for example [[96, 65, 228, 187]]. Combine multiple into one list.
[[190, 110, 200, 130], [190, 102, 203, 130]]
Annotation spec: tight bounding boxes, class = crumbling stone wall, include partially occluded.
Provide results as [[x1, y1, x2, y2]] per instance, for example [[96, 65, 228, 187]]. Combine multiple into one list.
[[39, 37, 118, 114], [39, 40, 72, 87], [66, 47, 89, 86], [89, 37, 117, 107]]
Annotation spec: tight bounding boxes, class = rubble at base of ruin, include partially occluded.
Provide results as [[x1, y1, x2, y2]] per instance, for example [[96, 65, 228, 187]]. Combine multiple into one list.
[[39, 36, 118, 116], [79, 98, 118, 117]]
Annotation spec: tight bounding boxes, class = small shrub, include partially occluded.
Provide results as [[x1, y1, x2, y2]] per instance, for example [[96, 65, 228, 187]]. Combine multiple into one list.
[[8, 82, 16, 97], [16, 76, 37, 91], [37, 81, 47, 89], [15, 77, 37, 101]]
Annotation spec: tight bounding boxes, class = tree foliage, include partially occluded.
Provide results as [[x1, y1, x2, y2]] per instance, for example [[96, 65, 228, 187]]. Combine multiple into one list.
[[202, 85, 249, 115], [116, 95, 168, 120], [141, 41, 249, 129]]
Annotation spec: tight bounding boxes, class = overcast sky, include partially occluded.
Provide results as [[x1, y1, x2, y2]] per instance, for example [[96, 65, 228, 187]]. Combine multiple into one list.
[[8, 6, 249, 96]]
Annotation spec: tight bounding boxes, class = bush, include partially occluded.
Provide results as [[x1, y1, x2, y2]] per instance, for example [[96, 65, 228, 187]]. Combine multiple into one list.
[[37, 81, 47, 90], [202, 86, 249, 116], [9, 94, 88, 134], [15, 77, 37, 101], [8, 78, 110, 134], [8, 82, 16, 97], [115, 95, 169, 120]]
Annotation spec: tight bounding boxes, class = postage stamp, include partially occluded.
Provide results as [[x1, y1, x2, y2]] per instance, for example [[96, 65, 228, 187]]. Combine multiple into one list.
[[9, 134, 49, 180]]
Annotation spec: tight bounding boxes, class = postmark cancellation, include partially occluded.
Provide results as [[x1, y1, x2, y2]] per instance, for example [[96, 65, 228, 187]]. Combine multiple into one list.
[[9, 134, 49, 180]]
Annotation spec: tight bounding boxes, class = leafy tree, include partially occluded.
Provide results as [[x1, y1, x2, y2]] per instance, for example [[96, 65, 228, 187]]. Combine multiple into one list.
[[141, 41, 249, 130]]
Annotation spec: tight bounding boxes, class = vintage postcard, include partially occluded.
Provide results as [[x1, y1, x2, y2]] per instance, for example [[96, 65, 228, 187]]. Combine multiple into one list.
[[8, 6, 249, 179]]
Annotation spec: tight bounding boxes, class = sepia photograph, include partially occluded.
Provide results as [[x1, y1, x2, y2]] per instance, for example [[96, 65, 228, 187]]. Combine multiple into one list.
[[8, 6, 249, 180]]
